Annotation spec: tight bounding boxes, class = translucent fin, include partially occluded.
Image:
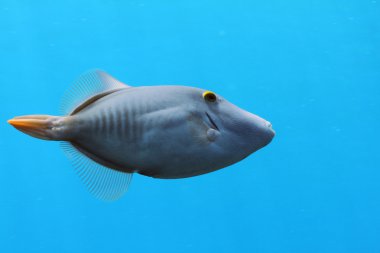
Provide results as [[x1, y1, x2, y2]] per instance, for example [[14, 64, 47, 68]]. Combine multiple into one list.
[[60, 70, 130, 115], [60, 142, 133, 201]]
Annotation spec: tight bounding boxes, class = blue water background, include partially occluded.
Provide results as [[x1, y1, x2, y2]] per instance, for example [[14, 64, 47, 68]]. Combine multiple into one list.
[[0, 1, 379, 252]]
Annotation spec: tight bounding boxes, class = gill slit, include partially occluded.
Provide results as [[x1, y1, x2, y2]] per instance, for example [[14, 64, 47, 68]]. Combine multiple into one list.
[[205, 112, 219, 131]]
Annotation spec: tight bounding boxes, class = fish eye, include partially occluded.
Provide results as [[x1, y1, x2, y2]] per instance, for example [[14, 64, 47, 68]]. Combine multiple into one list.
[[203, 91, 217, 102]]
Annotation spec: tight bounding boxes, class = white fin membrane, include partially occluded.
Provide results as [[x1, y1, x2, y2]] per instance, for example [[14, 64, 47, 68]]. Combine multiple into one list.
[[60, 69, 129, 115], [60, 142, 133, 201]]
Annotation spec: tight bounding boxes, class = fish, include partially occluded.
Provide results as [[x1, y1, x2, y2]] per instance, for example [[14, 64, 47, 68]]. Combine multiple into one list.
[[7, 70, 275, 200]]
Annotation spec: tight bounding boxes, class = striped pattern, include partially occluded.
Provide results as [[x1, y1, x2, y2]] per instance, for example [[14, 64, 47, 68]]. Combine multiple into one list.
[[86, 96, 154, 143]]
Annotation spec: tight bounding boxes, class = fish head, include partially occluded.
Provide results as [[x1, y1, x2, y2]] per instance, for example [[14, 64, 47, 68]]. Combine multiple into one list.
[[191, 89, 275, 165]]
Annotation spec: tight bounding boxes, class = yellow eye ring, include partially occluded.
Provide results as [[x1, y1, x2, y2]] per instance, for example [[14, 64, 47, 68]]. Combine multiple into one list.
[[203, 91, 217, 102]]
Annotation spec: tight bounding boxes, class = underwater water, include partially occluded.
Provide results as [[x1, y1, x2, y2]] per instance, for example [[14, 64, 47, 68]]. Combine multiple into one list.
[[0, 1, 379, 252]]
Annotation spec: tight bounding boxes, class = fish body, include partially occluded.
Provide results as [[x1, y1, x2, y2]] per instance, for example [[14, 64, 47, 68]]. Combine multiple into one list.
[[8, 70, 275, 200]]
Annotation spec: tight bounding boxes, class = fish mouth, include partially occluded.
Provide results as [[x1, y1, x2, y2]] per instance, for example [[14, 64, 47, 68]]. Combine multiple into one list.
[[205, 112, 219, 131], [266, 121, 275, 137]]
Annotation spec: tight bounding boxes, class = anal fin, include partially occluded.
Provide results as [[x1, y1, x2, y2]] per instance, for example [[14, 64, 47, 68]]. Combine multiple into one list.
[[60, 142, 133, 201]]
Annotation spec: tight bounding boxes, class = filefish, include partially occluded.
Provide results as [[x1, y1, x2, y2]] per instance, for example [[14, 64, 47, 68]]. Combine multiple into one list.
[[8, 70, 275, 200]]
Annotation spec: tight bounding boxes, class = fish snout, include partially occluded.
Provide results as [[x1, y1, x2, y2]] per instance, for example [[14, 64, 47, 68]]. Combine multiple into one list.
[[243, 113, 275, 148], [265, 121, 275, 138]]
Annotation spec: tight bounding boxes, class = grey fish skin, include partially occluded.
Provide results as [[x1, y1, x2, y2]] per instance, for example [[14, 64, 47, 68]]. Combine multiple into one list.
[[64, 85, 275, 178], [8, 72, 274, 181], [8, 70, 275, 199]]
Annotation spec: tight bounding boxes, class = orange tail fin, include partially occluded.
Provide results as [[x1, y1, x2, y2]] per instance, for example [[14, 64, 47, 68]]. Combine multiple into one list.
[[8, 115, 68, 141]]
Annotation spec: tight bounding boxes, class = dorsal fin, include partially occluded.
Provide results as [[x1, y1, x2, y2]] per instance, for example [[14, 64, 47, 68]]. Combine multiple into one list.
[[60, 70, 131, 115], [69, 89, 122, 115]]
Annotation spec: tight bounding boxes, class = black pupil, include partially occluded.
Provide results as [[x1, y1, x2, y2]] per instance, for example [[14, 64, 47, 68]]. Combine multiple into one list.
[[206, 93, 216, 101]]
